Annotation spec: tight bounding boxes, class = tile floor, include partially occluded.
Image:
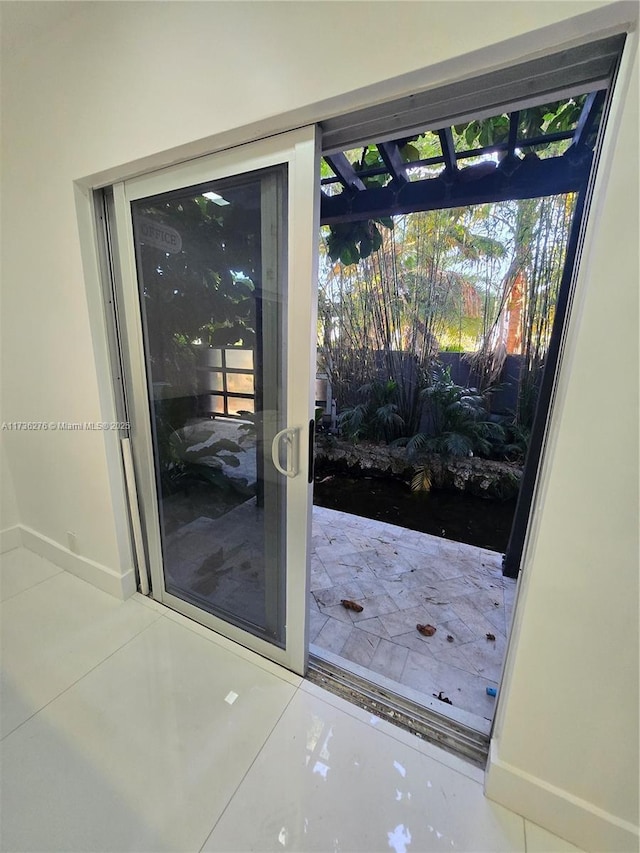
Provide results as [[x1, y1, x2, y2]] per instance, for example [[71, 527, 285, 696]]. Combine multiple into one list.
[[310, 506, 517, 725], [162, 417, 516, 725], [0, 546, 582, 853]]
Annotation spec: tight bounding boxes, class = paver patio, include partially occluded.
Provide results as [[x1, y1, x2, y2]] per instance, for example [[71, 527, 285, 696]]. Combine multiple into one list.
[[161, 418, 517, 725], [309, 505, 517, 724]]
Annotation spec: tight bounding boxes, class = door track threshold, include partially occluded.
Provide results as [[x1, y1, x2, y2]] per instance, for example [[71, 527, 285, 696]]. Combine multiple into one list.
[[307, 654, 489, 769]]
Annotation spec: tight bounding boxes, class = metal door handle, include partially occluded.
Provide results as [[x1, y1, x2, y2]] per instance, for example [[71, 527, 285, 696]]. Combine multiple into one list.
[[271, 427, 299, 478], [308, 418, 315, 484]]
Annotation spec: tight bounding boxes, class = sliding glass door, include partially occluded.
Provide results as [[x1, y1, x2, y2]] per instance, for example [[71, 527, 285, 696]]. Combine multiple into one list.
[[112, 129, 319, 674]]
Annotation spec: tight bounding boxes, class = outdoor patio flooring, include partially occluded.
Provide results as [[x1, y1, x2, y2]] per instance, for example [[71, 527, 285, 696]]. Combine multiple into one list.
[[309, 505, 517, 724]]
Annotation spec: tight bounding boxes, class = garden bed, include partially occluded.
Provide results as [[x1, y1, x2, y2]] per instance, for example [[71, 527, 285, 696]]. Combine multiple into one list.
[[314, 437, 522, 500]]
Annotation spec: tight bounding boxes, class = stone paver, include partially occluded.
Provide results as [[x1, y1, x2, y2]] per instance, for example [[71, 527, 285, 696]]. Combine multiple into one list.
[[310, 505, 517, 723]]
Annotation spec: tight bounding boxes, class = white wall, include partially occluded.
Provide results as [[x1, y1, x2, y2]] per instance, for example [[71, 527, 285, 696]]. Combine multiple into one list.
[[0, 438, 20, 537], [1, 1, 637, 849], [486, 38, 639, 853]]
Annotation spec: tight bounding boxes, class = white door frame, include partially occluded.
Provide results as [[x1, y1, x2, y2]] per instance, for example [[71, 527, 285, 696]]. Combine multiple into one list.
[[109, 127, 320, 675]]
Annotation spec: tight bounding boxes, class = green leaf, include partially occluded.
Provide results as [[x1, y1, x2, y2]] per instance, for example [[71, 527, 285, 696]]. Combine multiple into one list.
[[400, 143, 420, 162], [405, 432, 427, 459], [490, 116, 510, 143], [340, 245, 358, 266], [359, 234, 373, 259], [444, 432, 474, 456], [465, 122, 480, 147], [364, 147, 382, 167], [320, 159, 334, 179]]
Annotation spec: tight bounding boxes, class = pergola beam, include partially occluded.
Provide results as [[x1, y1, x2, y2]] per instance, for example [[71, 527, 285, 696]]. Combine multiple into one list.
[[507, 111, 520, 157], [320, 155, 591, 225], [569, 90, 605, 151], [438, 128, 458, 176], [377, 141, 408, 186], [320, 129, 578, 190], [324, 153, 366, 192]]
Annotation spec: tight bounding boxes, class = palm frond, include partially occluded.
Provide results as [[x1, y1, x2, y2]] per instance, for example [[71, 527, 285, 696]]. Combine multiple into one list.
[[405, 432, 428, 460], [411, 466, 432, 493], [444, 432, 474, 456]]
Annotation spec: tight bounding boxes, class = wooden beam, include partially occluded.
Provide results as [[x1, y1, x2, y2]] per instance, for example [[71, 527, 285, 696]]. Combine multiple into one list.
[[377, 142, 408, 186], [320, 154, 591, 225], [569, 90, 605, 151], [322, 128, 575, 190], [498, 112, 522, 177], [323, 153, 366, 192], [508, 110, 520, 156], [438, 128, 458, 176]]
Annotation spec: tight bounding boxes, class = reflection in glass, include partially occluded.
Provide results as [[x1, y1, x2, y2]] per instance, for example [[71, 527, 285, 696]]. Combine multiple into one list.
[[131, 168, 287, 644]]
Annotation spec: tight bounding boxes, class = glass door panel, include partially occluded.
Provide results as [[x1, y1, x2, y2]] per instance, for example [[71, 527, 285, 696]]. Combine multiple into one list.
[[113, 128, 319, 673], [131, 168, 286, 644]]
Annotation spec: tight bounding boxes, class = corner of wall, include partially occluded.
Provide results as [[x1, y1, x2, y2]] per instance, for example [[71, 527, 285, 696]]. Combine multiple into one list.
[[17, 524, 136, 599], [0, 436, 20, 541], [485, 740, 640, 853]]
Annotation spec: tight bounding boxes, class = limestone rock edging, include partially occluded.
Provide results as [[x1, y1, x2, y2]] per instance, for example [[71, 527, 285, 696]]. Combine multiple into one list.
[[315, 438, 522, 499]]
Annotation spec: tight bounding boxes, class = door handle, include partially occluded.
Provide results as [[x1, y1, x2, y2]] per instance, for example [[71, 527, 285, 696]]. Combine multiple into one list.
[[271, 427, 299, 478], [308, 418, 315, 484]]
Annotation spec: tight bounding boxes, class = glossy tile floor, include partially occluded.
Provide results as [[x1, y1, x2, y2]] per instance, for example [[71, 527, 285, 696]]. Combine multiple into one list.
[[310, 506, 517, 725], [160, 416, 515, 725], [0, 547, 582, 853]]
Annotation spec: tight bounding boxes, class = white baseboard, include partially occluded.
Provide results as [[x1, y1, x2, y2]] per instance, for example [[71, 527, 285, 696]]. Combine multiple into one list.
[[0, 525, 22, 554], [485, 739, 639, 853], [3, 524, 137, 600]]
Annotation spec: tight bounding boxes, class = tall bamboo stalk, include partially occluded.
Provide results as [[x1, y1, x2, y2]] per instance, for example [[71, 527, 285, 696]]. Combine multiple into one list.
[[317, 195, 575, 436]]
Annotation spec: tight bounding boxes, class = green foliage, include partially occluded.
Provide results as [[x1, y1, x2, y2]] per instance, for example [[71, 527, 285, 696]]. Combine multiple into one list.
[[326, 219, 386, 266], [338, 379, 405, 443], [135, 187, 264, 488], [455, 96, 587, 154], [454, 114, 510, 149], [319, 204, 507, 416], [496, 419, 532, 464], [135, 190, 260, 408], [152, 394, 253, 497], [402, 132, 442, 160], [324, 140, 422, 264], [323, 95, 584, 268], [155, 415, 253, 499], [407, 364, 506, 459], [357, 146, 389, 188], [520, 96, 587, 139], [322, 102, 579, 464]]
